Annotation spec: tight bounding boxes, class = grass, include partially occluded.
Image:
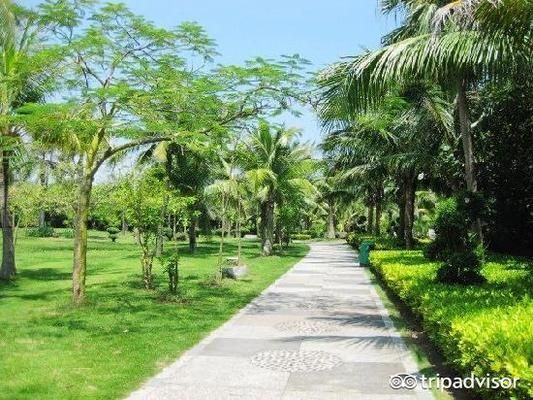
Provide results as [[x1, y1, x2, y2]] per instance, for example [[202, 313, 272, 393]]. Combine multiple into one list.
[[0, 231, 309, 400], [370, 250, 533, 400]]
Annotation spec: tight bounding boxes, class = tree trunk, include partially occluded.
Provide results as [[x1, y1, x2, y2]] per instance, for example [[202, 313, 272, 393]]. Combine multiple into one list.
[[72, 175, 92, 304], [366, 200, 374, 234], [38, 157, 47, 228], [172, 213, 177, 239], [374, 186, 383, 236], [0, 152, 16, 280], [404, 173, 416, 250], [217, 196, 227, 271], [237, 197, 242, 265], [121, 210, 127, 235], [188, 214, 197, 253], [326, 200, 336, 239], [457, 79, 476, 192], [141, 251, 154, 289], [260, 198, 274, 256], [396, 178, 406, 244], [457, 79, 483, 242]]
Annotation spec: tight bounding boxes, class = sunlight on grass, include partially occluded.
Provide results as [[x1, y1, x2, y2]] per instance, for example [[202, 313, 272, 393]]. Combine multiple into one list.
[[0, 232, 308, 400]]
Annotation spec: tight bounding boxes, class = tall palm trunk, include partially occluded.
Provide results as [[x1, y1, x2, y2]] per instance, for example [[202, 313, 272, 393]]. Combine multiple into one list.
[[217, 194, 227, 270], [38, 154, 47, 228], [0, 151, 16, 280], [72, 174, 92, 304], [396, 177, 406, 245], [404, 173, 416, 250], [374, 186, 383, 236], [326, 199, 336, 239], [457, 79, 483, 242], [260, 197, 274, 256], [366, 198, 374, 234], [237, 197, 242, 264], [188, 213, 197, 253], [457, 79, 476, 192]]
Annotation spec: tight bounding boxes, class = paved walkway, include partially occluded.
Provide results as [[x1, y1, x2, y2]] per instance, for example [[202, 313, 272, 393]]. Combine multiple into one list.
[[127, 242, 433, 400]]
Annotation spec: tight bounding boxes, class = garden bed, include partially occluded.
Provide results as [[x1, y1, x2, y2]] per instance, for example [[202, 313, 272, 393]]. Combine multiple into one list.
[[370, 250, 533, 399]]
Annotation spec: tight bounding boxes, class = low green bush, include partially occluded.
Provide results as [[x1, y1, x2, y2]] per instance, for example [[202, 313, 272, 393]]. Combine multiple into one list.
[[436, 251, 486, 285], [370, 250, 533, 399], [58, 229, 74, 239], [26, 225, 56, 238], [175, 232, 187, 241], [106, 227, 120, 242], [162, 227, 173, 240], [292, 233, 311, 241], [425, 192, 487, 284], [346, 232, 399, 250]]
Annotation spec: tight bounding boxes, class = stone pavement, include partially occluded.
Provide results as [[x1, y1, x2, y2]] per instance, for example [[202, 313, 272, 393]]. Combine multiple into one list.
[[127, 242, 433, 400]]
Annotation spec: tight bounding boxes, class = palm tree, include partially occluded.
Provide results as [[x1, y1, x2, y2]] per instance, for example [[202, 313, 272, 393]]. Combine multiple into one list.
[[321, 83, 453, 248], [0, 1, 51, 279], [240, 122, 315, 256], [205, 154, 245, 268], [319, 0, 531, 196]]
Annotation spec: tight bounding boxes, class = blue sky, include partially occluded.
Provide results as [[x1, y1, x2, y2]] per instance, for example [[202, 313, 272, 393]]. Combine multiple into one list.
[[23, 0, 397, 145]]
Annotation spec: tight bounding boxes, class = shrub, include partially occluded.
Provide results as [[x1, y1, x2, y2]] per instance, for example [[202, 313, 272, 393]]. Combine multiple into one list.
[[175, 232, 187, 241], [424, 197, 469, 261], [58, 229, 74, 239], [309, 220, 326, 238], [370, 250, 532, 399], [346, 232, 398, 250], [162, 227, 173, 240], [436, 251, 486, 285], [106, 227, 120, 242], [425, 192, 489, 285], [26, 225, 56, 238], [291, 233, 311, 241]]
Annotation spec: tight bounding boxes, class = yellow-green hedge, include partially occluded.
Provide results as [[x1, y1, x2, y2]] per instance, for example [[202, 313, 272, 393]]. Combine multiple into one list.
[[370, 250, 533, 399]]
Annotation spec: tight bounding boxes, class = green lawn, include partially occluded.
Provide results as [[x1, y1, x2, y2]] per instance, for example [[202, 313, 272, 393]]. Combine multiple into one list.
[[0, 231, 308, 400], [370, 250, 533, 400]]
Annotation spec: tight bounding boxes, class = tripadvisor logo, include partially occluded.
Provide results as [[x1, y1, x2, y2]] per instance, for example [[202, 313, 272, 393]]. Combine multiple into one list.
[[389, 373, 520, 391]]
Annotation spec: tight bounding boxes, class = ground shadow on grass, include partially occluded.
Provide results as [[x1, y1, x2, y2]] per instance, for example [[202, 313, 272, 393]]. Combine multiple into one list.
[[18, 268, 72, 281]]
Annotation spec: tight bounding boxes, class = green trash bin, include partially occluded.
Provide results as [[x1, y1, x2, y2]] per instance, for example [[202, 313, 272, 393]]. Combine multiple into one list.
[[358, 241, 374, 267]]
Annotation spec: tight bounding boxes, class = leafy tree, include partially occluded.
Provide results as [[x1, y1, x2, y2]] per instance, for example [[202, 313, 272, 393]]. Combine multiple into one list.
[[22, 1, 308, 303], [118, 169, 168, 289], [205, 150, 246, 268]]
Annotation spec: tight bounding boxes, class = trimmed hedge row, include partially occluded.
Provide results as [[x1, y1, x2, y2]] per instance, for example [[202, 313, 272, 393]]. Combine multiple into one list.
[[370, 250, 533, 399], [346, 232, 399, 250]]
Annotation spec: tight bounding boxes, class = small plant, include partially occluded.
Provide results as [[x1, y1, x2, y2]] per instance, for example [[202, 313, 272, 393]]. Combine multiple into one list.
[[106, 227, 120, 242], [159, 251, 180, 294]]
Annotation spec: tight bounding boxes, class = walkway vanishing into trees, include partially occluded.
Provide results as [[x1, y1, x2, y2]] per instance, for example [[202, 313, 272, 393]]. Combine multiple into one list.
[[128, 242, 432, 400]]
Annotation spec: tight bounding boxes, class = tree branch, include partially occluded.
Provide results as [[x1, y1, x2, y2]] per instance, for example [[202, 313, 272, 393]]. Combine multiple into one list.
[[92, 136, 171, 177]]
